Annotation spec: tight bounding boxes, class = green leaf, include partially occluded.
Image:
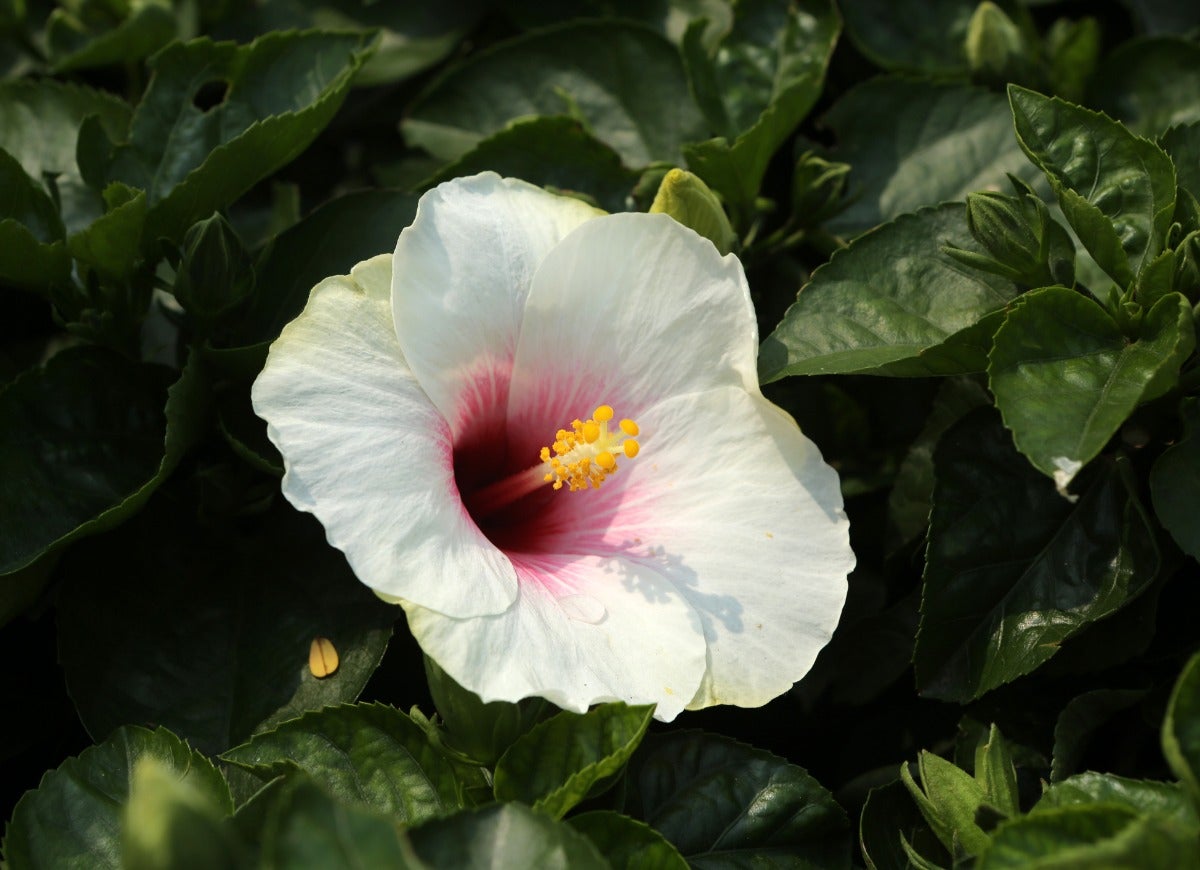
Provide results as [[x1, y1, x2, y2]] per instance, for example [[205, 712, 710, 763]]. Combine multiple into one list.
[[988, 288, 1195, 484], [222, 703, 473, 823], [1150, 398, 1200, 562], [423, 655, 552, 767], [1038, 772, 1200, 834], [975, 725, 1020, 819], [977, 804, 1199, 868], [681, 0, 839, 213], [1124, 0, 1200, 34], [404, 20, 705, 167], [569, 811, 687, 870], [1009, 85, 1177, 284], [888, 376, 991, 552], [216, 189, 419, 357], [66, 183, 147, 284], [900, 752, 990, 857], [0, 147, 65, 243], [825, 78, 1046, 237], [1090, 37, 1200, 137], [84, 30, 376, 243], [1163, 650, 1200, 804], [0, 347, 200, 576], [409, 803, 608, 869], [423, 116, 637, 214], [859, 779, 949, 870], [493, 702, 654, 819], [1, 725, 231, 870], [55, 499, 396, 755], [621, 731, 850, 867], [915, 409, 1162, 702], [46, 0, 176, 72], [0, 78, 131, 234], [1161, 122, 1200, 202], [258, 777, 421, 868], [226, 0, 484, 86], [122, 757, 247, 870], [1051, 689, 1148, 783], [760, 203, 1020, 380], [840, 0, 975, 74]]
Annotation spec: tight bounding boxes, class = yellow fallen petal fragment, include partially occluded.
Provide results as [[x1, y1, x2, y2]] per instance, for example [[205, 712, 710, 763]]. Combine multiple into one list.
[[309, 636, 339, 678]]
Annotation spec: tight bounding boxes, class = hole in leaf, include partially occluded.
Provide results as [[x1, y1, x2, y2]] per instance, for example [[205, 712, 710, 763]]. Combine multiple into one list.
[[191, 79, 230, 112]]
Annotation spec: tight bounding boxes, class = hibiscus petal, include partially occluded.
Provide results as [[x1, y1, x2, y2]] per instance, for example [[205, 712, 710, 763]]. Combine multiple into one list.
[[505, 213, 758, 458], [403, 552, 708, 722], [252, 254, 518, 618], [563, 386, 854, 711], [391, 173, 601, 441]]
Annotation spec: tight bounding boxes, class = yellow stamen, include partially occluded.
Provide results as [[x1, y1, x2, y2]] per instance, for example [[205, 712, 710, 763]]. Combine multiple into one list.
[[538, 404, 642, 492], [465, 404, 643, 519]]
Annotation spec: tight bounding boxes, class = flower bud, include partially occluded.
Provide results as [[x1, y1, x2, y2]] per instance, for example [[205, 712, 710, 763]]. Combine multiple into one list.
[[962, 186, 1075, 288], [649, 168, 737, 254], [966, 2, 1032, 87], [173, 212, 255, 329]]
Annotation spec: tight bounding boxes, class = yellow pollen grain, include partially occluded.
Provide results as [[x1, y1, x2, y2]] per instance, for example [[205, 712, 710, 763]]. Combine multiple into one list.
[[593, 405, 614, 422], [582, 421, 601, 443], [624, 440, 640, 458], [596, 451, 616, 471], [619, 419, 639, 436]]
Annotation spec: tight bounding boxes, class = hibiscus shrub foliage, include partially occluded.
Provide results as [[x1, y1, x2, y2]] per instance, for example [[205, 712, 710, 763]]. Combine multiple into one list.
[[4, 0, 1200, 867]]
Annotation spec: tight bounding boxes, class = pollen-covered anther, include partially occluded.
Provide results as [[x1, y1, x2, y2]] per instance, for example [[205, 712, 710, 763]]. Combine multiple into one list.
[[540, 404, 641, 492]]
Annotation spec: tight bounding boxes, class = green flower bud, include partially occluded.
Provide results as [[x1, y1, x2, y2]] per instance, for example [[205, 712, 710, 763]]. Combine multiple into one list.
[[173, 212, 255, 330], [649, 168, 737, 254], [966, 2, 1032, 86], [961, 186, 1075, 288], [792, 150, 851, 229]]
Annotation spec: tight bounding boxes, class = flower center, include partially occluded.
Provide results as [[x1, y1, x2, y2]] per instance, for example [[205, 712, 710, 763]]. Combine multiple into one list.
[[464, 404, 641, 519]]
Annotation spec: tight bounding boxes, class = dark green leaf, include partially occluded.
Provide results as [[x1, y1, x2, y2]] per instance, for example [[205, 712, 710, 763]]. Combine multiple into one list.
[[888, 376, 991, 551], [259, 777, 421, 868], [221, 0, 484, 86], [988, 288, 1194, 484], [220, 189, 419, 355], [0, 78, 131, 234], [0, 147, 65, 243], [760, 204, 1020, 380], [1038, 772, 1199, 833], [823, 77, 1045, 236], [569, 811, 687, 870], [1009, 85, 1177, 283], [1150, 398, 1200, 561], [122, 757, 247, 870], [681, 0, 838, 213], [423, 116, 637, 213], [1163, 650, 1200, 804], [46, 0, 176, 72], [621, 731, 850, 868], [915, 409, 1162, 702], [404, 20, 705, 167], [56, 500, 396, 755], [424, 656, 552, 767], [975, 725, 1020, 819], [1051, 690, 1148, 782], [977, 804, 1198, 868], [0, 346, 199, 576], [84, 30, 376, 243], [1161, 122, 1200, 205], [409, 803, 608, 869], [1043, 17, 1100, 103], [840, 0, 975, 74], [222, 703, 473, 823], [66, 183, 147, 284], [494, 703, 654, 819], [860, 779, 949, 870], [1, 725, 231, 870], [1090, 38, 1200, 137], [1124, 0, 1200, 34]]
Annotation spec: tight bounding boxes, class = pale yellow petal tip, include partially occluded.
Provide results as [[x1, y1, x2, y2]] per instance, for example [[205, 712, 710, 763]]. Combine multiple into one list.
[[309, 636, 339, 678]]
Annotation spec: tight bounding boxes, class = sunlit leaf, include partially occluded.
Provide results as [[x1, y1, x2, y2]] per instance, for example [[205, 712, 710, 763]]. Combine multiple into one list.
[[915, 409, 1161, 702]]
